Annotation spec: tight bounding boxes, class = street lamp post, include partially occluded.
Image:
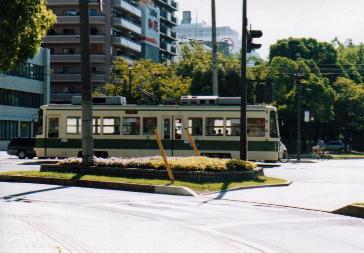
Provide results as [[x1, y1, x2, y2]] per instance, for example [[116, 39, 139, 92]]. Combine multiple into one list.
[[240, 0, 248, 161], [128, 64, 132, 103], [211, 0, 218, 96], [79, 0, 93, 167], [295, 73, 304, 161]]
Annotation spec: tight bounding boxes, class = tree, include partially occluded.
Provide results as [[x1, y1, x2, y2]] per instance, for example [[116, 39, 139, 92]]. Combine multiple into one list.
[[269, 38, 337, 65], [333, 77, 364, 132], [0, 0, 55, 71], [267, 56, 336, 151], [95, 58, 191, 104], [335, 42, 364, 83], [175, 41, 244, 97]]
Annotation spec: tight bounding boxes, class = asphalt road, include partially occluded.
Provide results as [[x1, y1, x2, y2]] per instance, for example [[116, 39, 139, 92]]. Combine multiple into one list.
[[1, 152, 364, 252], [209, 159, 364, 211], [1, 182, 364, 253]]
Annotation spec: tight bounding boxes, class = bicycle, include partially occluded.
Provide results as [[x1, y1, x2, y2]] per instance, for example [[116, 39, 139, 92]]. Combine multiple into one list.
[[312, 146, 328, 159]]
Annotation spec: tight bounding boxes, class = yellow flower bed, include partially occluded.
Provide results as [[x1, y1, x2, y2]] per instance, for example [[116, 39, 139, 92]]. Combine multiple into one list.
[[58, 156, 257, 172]]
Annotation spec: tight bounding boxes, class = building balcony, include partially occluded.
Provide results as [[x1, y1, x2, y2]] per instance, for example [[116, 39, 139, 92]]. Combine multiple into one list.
[[44, 35, 106, 44], [160, 11, 177, 26], [51, 54, 106, 63], [51, 73, 107, 83], [154, 0, 178, 11], [160, 27, 177, 41], [56, 15, 106, 25], [113, 0, 141, 18], [47, 0, 99, 5], [113, 17, 141, 35], [113, 37, 141, 53]]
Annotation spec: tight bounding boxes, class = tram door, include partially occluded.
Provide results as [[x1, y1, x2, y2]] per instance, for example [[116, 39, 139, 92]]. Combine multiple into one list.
[[162, 117, 182, 156]]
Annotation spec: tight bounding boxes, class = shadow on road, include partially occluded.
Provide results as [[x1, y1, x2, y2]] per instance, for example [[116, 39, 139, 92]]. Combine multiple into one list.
[[1, 186, 68, 201], [20, 160, 58, 165]]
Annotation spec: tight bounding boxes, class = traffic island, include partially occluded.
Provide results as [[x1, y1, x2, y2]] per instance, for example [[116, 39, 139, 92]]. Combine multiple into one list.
[[0, 171, 289, 195], [333, 204, 364, 219]]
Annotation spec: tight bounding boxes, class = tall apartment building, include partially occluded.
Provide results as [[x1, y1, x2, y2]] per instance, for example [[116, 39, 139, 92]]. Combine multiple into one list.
[[0, 48, 50, 150], [43, 0, 177, 103]]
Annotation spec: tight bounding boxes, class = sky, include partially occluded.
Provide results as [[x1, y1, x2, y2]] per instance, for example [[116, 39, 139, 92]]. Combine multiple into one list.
[[176, 0, 364, 58]]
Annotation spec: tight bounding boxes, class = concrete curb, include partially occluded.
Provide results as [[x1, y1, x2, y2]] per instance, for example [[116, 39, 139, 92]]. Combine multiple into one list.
[[333, 205, 364, 219], [0, 175, 197, 197], [201, 181, 293, 195]]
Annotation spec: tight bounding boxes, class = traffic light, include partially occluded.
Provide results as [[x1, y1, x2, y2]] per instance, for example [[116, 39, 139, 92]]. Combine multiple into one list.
[[247, 30, 262, 53]]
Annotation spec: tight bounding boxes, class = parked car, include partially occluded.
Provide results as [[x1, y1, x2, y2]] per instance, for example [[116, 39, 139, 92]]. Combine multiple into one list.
[[325, 141, 344, 152], [7, 138, 36, 159]]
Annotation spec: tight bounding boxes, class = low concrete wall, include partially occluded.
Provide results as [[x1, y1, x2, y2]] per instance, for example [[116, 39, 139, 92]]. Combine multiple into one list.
[[0, 175, 197, 196], [40, 164, 264, 182]]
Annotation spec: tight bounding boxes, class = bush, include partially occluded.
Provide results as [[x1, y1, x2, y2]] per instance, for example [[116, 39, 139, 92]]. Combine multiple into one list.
[[58, 156, 257, 172], [226, 159, 257, 171]]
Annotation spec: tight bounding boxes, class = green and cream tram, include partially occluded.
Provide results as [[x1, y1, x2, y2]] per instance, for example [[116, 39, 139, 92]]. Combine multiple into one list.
[[35, 96, 281, 161]]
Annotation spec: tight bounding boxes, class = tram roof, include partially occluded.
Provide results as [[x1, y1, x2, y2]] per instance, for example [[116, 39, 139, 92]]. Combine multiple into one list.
[[41, 103, 276, 111]]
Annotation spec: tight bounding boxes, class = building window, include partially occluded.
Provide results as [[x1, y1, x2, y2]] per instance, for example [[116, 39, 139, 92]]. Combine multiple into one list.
[[93, 117, 101, 135], [103, 117, 120, 135], [226, 118, 240, 136], [0, 88, 43, 108], [6, 63, 44, 81], [48, 118, 59, 138], [122, 117, 140, 135], [188, 118, 203, 136], [63, 48, 75, 54], [143, 117, 157, 135], [0, 120, 18, 141], [63, 28, 75, 35], [20, 121, 32, 137], [205, 118, 224, 136], [66, 117, 81, 134], [63, 10, 78, 16], [247, 118, 265, 137]]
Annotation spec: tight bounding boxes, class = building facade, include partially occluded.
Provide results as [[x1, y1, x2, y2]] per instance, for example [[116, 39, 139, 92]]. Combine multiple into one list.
[[175, 11, 240, 54], [43, 0, 177, 103], [0, 48, 50, 150]]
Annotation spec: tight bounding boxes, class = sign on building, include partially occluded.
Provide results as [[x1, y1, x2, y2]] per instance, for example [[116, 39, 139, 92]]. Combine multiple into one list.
[[139, 0, 160, 48]]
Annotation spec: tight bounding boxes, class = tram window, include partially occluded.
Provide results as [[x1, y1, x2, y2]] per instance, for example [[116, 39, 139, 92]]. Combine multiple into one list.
[[205, 118, 224, 136], [174, 118, 182, 139], [270, 111, 279, 138], [247, 118, 265, 137], [66, 117, 81, 134], [48, 118, 59, 138], [143, 117, 157, 135], [122, 117, 140, 135], [163, 118, 171, 139], [93, 117, 101, 135], [188, 118, 203, 136], [103, 117, 120, 135], [226, 118, 240, 136]]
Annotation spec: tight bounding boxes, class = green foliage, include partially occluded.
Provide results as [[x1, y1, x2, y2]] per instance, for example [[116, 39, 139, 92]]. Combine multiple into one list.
[[336, 42, 364, 83], [0, 0, 55, 71], [269, 38, 337, 65], [333, 77, 364, 131], [225, 160, 257, 171], [175, 42, 243, 97], [95, 58, 191, 103]]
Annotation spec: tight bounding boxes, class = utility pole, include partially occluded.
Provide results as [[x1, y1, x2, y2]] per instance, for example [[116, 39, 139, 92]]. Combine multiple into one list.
[[296, 75, 302, 161], [80, 0, 93, 167], [211, 0, 218, 96], [240, 0, 248, 160]]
